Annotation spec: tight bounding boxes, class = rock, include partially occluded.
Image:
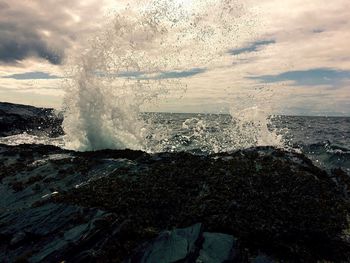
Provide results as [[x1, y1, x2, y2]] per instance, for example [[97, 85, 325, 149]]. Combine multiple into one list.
[[252, 254, 275, 263], [197, 232, 236, 263], [0, 203, 116, 262], [10, 231, 27, 247], [0, 143, 349, 262], [131, 223, 202, 263], [0, 102, 63, 137], [130, 224, 239, 263]]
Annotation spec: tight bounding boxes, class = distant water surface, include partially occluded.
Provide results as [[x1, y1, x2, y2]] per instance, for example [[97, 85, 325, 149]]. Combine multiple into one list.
[[0, 114, 349, 172]]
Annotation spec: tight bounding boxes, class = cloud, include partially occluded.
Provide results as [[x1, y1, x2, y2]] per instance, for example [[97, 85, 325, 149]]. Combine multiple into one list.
[[312, 29, 325, 33], [97, 68, 207, 79], [0, 0, 107, 65], [1, 0, 350, 115], [0, 86, 63, 108], [117, 71, 146, 78], [228, 40, 275, 55], [3, 71, 61, 80], [249, 68, 350, 87], [156, 68, 207, 79], [0, 38, 62, 65]]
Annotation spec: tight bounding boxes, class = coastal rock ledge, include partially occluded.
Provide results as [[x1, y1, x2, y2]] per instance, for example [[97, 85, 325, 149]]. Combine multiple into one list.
[[0, 144, 349, 262]]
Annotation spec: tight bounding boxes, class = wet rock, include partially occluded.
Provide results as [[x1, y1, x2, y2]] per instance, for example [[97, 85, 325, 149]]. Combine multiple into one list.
[[0, 203, 115, 262], [10, 231, 27, 247], [331, 168, 350, 199], [0, 143, 349, 262], [252, 254, 275, 263], [0, 102, 63, 137], [131, 223, 202, 263], [129, 224, 240, 263], [197, 232, 236, 263]]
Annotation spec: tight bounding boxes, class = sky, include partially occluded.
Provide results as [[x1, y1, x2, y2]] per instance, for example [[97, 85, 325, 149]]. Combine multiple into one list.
[[0, 0, 349, 116]]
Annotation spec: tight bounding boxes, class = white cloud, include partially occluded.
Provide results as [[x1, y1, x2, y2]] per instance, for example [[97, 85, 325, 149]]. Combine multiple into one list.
[[0, 0, 349, 115]]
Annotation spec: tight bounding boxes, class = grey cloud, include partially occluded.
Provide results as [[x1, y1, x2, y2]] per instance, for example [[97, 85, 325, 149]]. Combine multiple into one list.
[[156, 68, 206, 79], [228, 40, 275, 55], [97, 68, 207, 79], [249, 68, 350, 87], [3, 71, 61, 80], [0, 0, 105, 65], [312, 28, 324, 33], [0, 38, 62, 65], [0, 1, 9, 9]]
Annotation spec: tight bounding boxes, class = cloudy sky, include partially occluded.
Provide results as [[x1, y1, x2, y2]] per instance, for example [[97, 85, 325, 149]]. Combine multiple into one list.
[[0, 0, 349, 115]]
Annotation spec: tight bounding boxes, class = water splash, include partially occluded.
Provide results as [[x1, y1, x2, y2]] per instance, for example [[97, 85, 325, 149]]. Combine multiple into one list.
[[142, 108, 283, 154], [62, 0, 282, 152], [0, 133, 65, 148]]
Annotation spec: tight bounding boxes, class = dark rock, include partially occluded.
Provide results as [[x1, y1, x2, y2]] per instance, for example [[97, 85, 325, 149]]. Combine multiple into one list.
[[129, 224, 239, 263], [197, 232, 236, 263], [252, 254, 275, 263], [10, 231, 27, 247], [130, 223, 202, 263], [0, 143, 349, 262], [0, 101, 63, 137], [0, 203, 115, 262]]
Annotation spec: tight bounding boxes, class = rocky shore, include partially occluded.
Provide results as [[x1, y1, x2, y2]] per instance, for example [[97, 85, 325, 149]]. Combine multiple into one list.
[[0, 102, 63, 137], [1, 143, 349, 262]]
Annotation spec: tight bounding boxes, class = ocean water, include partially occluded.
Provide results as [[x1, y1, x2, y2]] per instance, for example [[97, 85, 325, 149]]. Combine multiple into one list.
[[1, 113, 349, 173], [272, 115, 350, 172], [142, 113, 350, 172]]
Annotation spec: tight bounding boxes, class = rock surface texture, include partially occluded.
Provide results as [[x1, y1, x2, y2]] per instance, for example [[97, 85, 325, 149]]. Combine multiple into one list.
[[0, 143, 349, 262], [0, 102, 63, 137]]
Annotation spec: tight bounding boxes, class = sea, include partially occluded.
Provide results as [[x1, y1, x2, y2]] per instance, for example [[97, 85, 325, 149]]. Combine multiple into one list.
[[1, 113, 349, 173]]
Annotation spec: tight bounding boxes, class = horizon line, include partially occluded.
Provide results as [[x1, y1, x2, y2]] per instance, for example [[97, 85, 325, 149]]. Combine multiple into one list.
[[1, 101, 349, 118]]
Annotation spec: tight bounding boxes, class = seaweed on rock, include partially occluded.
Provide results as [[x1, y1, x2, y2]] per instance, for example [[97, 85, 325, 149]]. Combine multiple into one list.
[[0, 144, 349, 262]]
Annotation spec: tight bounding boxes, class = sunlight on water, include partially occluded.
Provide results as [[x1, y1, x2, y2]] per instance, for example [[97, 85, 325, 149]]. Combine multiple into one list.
[[143, 109, 283, 154], [0, 133, 65, 148]]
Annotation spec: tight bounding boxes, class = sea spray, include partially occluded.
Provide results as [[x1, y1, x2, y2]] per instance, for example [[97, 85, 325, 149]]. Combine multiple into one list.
[[62, 0, 282, 152], [143, 109, 283, 154], [63, 4, 185, 151]]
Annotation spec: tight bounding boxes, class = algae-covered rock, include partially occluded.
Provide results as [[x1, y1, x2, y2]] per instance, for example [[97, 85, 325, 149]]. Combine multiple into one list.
[[0, 102, 63, 137], [0, 143, 349, 262]]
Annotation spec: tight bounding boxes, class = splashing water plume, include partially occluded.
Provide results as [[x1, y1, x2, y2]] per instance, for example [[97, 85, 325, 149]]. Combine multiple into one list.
[[63, 0, 284, 153]]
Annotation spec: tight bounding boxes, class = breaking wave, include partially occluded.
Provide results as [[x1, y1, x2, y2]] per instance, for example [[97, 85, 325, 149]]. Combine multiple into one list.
[[62, 0, 283, 153]]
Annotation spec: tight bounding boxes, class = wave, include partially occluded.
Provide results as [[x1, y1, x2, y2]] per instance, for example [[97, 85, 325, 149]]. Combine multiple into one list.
[[294, 141, 350, 172], [61, 0, 281, 152]]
